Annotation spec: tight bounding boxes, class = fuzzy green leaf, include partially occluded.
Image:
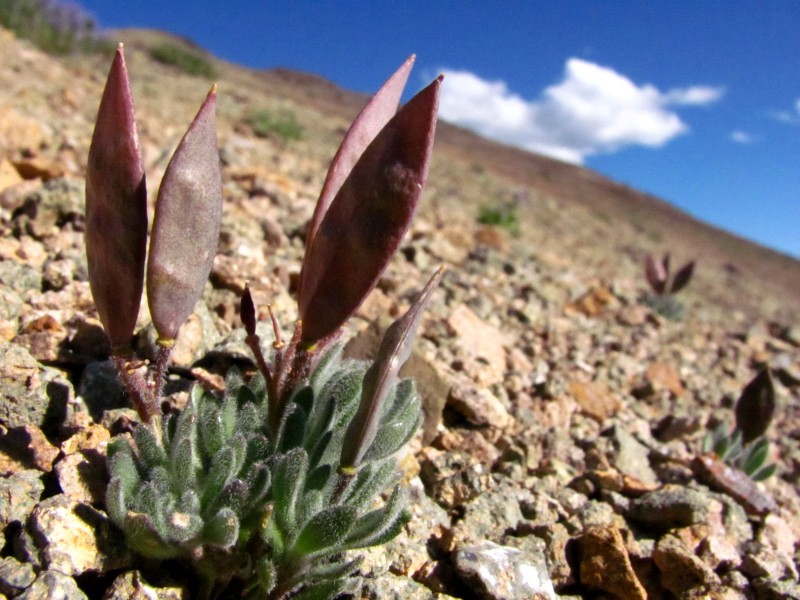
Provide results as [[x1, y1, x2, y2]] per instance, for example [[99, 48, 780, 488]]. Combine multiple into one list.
[[170, 436, 199, 494], [256, 557, 277, 594], [134, 423, 167, 469], [279, 404, 308, 453], [107, 437, 140, 499], [750, 462, 777, 482], [290, 579, 349, 600], [344, 485, 407, 549], [293, 505, 357, 558], [361, 381, 421, 464], [203, 507, 239, 548], [303, 557, 362, 585], [199, 407, 226, 458], [201, 446, 238, 509], [742, 438, 770, 476], [106, 477, 128, 526], [342, 459, 399, 511], [123, 512, 180, 559], [165, 510, 203, 543], [306, 464, 333, 492], [272, 449, 308, 534]]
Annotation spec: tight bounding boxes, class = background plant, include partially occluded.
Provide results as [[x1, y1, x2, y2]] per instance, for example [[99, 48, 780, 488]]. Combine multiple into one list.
[[477, 203, 520, 235], [0, 0, 109, 54], [88, 49, 443, 599], [150, 41, 218, 78], [701, 367, 777, 481], [643, 252, 696, 320], [246, 107, 304, 142]]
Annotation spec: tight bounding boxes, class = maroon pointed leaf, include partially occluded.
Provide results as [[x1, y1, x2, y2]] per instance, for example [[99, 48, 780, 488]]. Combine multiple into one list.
[[85, 44, 147, 353], [298, 75, 442, 344], [735, 368, 775, 445], [304, 55, 415, 254], [644, 254, 667, 294], [147, 86, 223, 342], [340, 266, 444, 470], [241, 285, 257, 337], [669, 260, 695, 294]]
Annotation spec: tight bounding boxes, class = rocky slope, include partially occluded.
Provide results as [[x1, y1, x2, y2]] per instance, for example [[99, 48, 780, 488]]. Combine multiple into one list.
[[0, 26, 798, 599]]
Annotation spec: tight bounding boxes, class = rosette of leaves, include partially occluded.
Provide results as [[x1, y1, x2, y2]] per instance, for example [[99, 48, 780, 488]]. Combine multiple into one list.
[[643, 252, 695, 320], [701, 368, 777, 481], [89, 46, 444, 599], [105, 369, 271, 593]]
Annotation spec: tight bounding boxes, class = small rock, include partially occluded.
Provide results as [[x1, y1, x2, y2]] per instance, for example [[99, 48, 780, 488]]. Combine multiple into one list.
[[54, 449, 107, 505], [29, 494, 130, 575], [645, 362, 685, 396], [0, 469, 43, 529], [446, 304, 508, 385], [0, 340, 72, 432], [628, 485, 710, 530], [360, 572, 457, 600], [15, 570, 87, 600], [568, 381, 620, 423], [571, 526, 647, 600], [740, 541, 798, 581], [0, 424, 60, 474], [448, 381, 511, 430], [103, 570, 189, 600], [606, 425, 658, 486], [418, 448, 490, 509], [0, 556, 36, 596], [453, 540, 556, 600], [652, 534, 721, 597], [77, 359, 127, 420], [444, 481, 525, 551]]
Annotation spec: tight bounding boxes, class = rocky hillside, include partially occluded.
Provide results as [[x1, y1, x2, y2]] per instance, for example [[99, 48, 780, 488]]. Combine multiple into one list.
[[0, 26, 798, 599]]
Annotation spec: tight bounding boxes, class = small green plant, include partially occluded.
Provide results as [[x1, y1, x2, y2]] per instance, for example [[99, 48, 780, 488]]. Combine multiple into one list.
[[0, 0, 108, 54], [643, 252, 695, 320], [86, 49, 443, 598], [477, 204, 519, 235], [701, 368, 777, 481], [150, 42, 218, 78], [247, 108, 304, 142]]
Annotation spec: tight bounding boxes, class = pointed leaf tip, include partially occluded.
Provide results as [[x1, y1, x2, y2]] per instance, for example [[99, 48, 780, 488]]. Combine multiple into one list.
[[303, 55, 417, 258], [147, 88, 222, 342], [85, 47, 147, 352], [241, 285, 256, 336], [298, 76, 441, 344], [340, 266, 444, 469]]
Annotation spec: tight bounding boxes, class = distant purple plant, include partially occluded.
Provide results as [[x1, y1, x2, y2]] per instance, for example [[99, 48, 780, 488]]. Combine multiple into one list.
[[643, 252, 696, 319], [89, 47, 444, 598]]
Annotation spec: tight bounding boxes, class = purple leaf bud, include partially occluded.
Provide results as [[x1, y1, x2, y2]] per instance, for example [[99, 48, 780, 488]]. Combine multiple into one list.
[[147, 85, 223, 342], [85, 44, 147, 353], [735, 368, 775, 445], [645, 253, 667, 294], [305, 55, 415, 253], [298, 75, 442, 344], [241, 285, 257, 337], [340, 266, 444, 470], [669, 260, 695, 294]]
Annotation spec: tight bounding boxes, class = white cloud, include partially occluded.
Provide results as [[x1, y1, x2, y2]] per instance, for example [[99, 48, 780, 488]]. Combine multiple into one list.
[[730, 130, 754, 144], [438, 58, 724, 164], [769, 97, 800, 125]]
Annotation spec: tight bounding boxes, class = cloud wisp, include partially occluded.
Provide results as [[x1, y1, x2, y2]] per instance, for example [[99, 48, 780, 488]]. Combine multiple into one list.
[[438, 58, 724, 164]]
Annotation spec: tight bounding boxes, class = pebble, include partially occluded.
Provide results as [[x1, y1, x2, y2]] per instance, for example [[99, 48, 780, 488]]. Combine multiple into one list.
[[453, 541, 556, 600]]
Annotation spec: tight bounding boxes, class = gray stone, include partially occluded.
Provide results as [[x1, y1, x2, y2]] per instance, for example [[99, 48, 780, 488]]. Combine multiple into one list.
[[77, 359, 127, 421], [15, 570, 87, 600], [360, 572, 457, 600], [606, 424, 657, 485], [0, 261, 41, 295], [0, 340, 72, 431], [0, 556, 36, 596], [0, 469, 43, 529], [453, 541, 556, 600], [447, 481, 524, 549], [628, 484, 710, 530], [103, 570, 189, 600], [29, 494, 131, 576]]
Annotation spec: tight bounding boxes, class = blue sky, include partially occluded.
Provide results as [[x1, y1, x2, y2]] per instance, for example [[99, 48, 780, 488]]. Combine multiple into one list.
[[78, 1, 800, 259]]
